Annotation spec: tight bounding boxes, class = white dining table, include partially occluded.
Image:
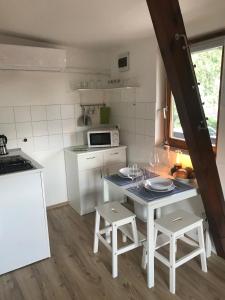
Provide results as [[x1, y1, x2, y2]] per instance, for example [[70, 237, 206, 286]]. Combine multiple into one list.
[[103, 175, 199, 288]]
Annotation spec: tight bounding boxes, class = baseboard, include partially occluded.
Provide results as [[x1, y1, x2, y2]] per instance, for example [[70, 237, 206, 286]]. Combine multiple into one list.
[[47, 201, 69, 210]]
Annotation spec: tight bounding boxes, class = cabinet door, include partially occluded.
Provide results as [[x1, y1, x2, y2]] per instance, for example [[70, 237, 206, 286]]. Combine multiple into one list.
[[79, 168, 103, 215], [78, 152, 103, 171], [104, 148, 126, 166], [0, 172, 50, 275]]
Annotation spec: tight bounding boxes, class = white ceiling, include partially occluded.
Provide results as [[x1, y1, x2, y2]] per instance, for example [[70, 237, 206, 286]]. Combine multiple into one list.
[[0, 0, 224, 49]]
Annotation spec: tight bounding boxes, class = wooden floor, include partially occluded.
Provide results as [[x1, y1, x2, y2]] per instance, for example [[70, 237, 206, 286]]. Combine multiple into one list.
[[1, 205, 225, 300]]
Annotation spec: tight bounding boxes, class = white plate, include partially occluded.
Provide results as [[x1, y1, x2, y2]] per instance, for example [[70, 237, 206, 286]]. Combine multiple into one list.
[[144, 182, 175, 193], [145, 178, 173, 191], [118, 167, 143, 179]]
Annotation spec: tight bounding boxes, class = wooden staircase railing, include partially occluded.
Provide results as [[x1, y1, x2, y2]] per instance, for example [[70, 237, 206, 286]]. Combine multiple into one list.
[[146, 0, 225, 258]]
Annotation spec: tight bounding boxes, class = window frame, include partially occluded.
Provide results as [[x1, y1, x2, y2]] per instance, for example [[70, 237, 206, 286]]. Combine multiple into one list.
[[165, 31, 225, 152]]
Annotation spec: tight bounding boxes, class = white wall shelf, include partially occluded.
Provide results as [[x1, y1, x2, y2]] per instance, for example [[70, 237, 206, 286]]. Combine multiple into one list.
[[75, 86, 139, 92]]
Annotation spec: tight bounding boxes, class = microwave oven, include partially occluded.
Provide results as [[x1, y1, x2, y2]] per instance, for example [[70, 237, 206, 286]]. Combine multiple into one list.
[[87, 128, 119, 148]]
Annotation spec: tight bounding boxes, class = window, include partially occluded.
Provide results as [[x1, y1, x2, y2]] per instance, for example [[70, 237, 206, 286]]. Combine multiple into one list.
[[166, 35, 225, 150]]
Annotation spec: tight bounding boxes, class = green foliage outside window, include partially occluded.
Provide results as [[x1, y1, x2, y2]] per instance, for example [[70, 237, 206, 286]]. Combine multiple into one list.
[[171, 46, 223, 144]]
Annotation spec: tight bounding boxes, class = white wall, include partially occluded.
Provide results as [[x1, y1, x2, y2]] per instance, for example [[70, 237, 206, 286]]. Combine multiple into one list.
[[0, 43, 109, 206], [108, 37, 159, 164]]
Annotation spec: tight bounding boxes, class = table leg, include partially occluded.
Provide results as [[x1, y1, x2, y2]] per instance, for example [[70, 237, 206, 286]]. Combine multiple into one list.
[[205, 229, 212, 258], [103, 180, 111, 243], [147, 206, 155, 288], [103, 180, 110, 203], [156, 208, 161, 219]]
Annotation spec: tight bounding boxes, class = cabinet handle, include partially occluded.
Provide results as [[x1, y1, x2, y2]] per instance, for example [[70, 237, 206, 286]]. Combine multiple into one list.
[[86, 156, 96, 160], [100, 169, 103, 178], [111, 152, 119, 155]]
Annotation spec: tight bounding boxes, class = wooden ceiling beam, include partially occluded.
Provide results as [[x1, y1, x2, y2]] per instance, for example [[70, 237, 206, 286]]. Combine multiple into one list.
[[146, 0, 225, 257]]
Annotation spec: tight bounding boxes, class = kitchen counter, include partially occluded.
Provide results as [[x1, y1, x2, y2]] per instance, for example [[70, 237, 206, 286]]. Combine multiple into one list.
[[0, 148, 50, 275], [64, 145, 127, 156], [0, 148, 43, 177]]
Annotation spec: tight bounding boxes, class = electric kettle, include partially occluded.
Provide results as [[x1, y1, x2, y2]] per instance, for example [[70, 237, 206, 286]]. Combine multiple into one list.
[[0, 135, 8, 155]]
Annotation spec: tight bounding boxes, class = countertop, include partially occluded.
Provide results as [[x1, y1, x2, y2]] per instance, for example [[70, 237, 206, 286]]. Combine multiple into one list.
[[64, 145, 127, 155], [0, 148, 43, 177]]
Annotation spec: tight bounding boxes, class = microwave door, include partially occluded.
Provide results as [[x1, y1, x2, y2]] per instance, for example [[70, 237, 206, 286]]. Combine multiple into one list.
[[89, 132, 111, 147]]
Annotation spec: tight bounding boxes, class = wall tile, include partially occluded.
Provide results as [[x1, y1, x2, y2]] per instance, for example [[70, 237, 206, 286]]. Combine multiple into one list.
[[135, 103, 146, 119], [135, 102, 155, 120], [14, 106, 31, 122], [7, 139, 18, 149], [135, 118, 145, 135], [49, 134, 63, 150], [47, 120, 62, 135], [80, 90, 104, 105], [145, 102, 156, 120], [17, 137, 34, 153], [109, 90, 121, 103], [123, 117, 135, 133], [121, 88, 136, 103], [32, 121, 48, 137], [16, 122, 33, 138], [62, 119, 76, 133], [31, 106, 47, 121], [76, 131, 85, 145], [144, 119, 155, 137], [61, 104, 75, 119], [46, 105, 61, 120], [34, 136, 49, 151], [0, 107, 15, 123], [127, 103, 136, 118], [63, 133, 76, 147], [0, 123, 16, 139]]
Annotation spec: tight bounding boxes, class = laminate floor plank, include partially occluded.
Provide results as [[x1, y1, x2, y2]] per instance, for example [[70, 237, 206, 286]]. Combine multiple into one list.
[[0, 205, 225, 300]]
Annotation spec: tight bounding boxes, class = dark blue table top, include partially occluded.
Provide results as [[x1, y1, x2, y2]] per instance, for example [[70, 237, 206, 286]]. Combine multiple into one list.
[[126, 180, 194, 203]]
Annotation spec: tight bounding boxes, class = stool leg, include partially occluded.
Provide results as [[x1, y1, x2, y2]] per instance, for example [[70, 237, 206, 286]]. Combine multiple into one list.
[[154, 228, 158, 247], [142, 242, 147, 270], [169, 235, 176, 294], [93, 211, 101, 253], [112, 224, 118, 278], [205, 229, 212, 258], [198, 225, 207, 272], [131, 218, 139, 246], [122, 234, 127, 243], [105, 220, 111, 244]]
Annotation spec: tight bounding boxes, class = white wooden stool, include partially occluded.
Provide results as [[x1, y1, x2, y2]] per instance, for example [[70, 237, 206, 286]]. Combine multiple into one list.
[[154, 210, 207, 294], [93, 202, 146, 278]]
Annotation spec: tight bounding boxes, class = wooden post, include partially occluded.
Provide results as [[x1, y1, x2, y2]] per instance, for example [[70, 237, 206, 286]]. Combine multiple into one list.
[[146, 0, 225, 258]]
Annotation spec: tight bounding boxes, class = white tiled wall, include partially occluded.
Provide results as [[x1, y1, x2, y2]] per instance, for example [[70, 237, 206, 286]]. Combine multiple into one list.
[[0, 104, 94, 153], [108, 37, 158, 165], [109, 88, 155, 164]]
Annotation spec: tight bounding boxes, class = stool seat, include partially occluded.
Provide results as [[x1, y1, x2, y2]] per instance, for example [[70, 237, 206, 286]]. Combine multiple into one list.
[[155, 209, 202, 235], [96, 202, 135, 224]]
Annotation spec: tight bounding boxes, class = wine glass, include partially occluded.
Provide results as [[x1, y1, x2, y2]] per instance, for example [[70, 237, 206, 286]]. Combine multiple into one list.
[[128, 164, 138, 182], [149, 149, 160, 176]]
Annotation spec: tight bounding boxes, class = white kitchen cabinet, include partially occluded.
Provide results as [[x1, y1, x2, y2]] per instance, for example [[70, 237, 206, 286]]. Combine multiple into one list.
[[64, 146, 127, 215], [0, 153, 50, 275], [79, 168, 103, 214]]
